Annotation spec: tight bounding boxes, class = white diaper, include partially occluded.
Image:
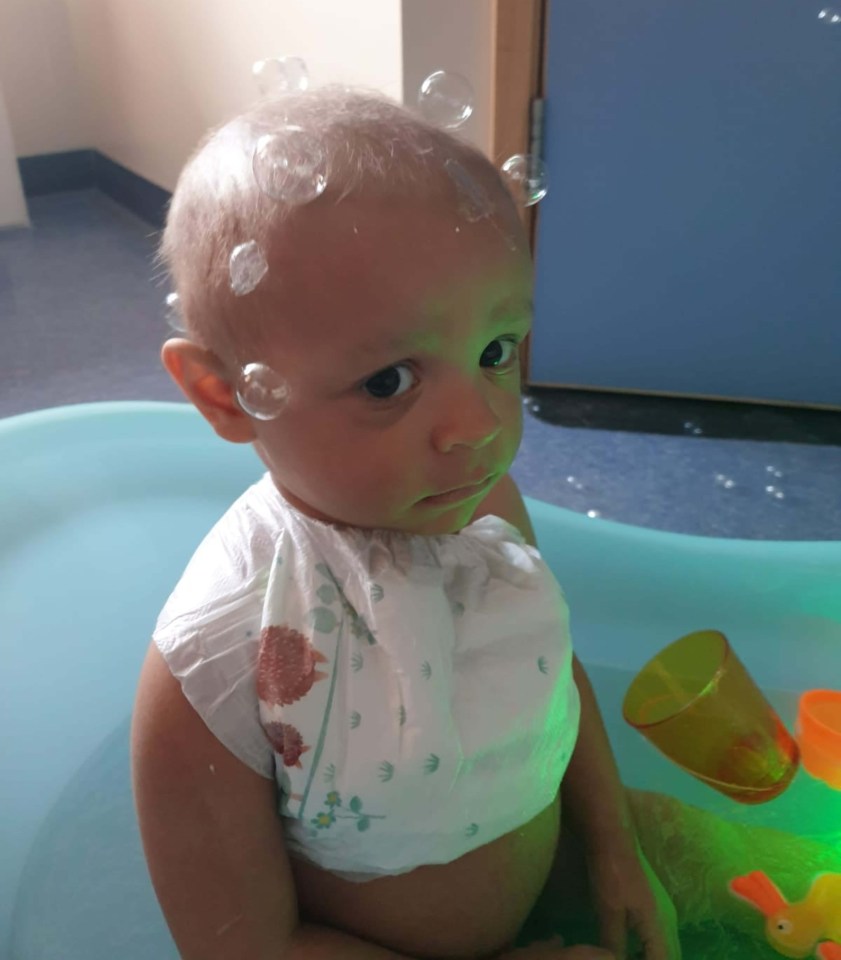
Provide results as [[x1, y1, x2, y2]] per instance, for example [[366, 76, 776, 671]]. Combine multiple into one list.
[[154, 475, 580, 881]]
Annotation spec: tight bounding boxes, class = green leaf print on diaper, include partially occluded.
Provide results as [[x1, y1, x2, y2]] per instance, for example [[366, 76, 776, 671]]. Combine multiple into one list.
[[424, 754, 440, 774], [378, 762, 395, 782], [315, 562, 377, 645], [317, 584, 337, 604], [312, 810, 336, 829], [350, 711, 361, 729], [312, 791, 385, 833], [398, 705, 406, 726], [351, 652, 364, 672], [421, 661, 432, 680], [466, 823, 479, 838], [310, 607, 337, 633], [348, 612, 375, 642], [537, 656, 549, 675], [371, 583, 384, 602]]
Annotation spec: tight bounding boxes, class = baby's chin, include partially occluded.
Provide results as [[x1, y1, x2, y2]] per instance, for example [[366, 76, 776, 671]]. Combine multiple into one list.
[[275, 481, 480, 536], [399, 500, 484, 537]]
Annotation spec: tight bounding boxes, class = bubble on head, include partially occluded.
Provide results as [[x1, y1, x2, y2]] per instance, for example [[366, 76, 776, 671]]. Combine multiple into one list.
[[165, 292, 187, 333], [500, 154, 548, 207], [236, 363, 290, 420], [229, 240, 269, 297], [253, 128, 328, 206], [418, 70, 474, 129], [444, 158, 494, 222], [252, 56, 309, 96]]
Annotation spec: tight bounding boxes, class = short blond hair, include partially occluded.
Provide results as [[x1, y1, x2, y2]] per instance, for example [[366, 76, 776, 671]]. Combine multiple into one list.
[[159, 86, 518, 361]]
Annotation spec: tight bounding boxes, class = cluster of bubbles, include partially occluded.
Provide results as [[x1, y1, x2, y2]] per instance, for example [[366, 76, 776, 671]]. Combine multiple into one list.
[[444, 158, 495, 222], [415, 70, 547, 209], [418, 70, 475, 128], [164, 292, 186, 333], [252, 56, 309, 96], [500, 154, 549, 207], [229, 240, 269, 297], [713, 464, 787, 502], [236, 363, 291, 420], [819, 7, 841, 23], [165, 60, 551, 421], [252, 130, 328, 206]]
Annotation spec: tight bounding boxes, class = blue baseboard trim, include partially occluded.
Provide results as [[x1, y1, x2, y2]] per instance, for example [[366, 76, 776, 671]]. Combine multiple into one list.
[[93, 153, 170, 230], [17, 150, 171, 229], [18, 150, 97, 196]]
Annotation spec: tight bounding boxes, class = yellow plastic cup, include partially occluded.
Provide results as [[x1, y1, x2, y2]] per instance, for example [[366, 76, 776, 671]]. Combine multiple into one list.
[[796, 690, 841, 790], [622, 630, 799, 804]]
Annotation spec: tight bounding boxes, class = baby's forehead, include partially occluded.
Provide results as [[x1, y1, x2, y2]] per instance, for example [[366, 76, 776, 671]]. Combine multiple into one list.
[[264, 203, 527, 332], [165, 90, 525, 359]]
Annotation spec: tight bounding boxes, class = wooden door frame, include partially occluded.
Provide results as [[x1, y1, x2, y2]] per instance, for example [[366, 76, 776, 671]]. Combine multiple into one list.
[[490, 0, 548, 385]]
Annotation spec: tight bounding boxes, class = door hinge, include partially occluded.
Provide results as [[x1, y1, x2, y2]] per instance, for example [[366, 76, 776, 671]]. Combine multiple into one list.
[[528, 96, 545, 163]]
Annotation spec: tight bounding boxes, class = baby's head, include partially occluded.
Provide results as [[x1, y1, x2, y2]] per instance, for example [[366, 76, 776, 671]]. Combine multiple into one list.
[[160, 87, 533, 535]]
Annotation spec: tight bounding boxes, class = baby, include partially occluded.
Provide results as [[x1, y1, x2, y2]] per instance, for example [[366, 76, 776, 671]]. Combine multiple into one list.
[[131, 88, 833, 960]]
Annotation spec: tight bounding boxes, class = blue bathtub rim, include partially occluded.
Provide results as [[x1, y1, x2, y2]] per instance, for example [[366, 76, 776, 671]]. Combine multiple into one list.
[[1, 400, 838, 554]]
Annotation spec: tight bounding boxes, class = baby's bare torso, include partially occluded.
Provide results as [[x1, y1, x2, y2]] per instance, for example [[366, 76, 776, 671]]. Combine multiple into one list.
[[291, 794, 560, 959]]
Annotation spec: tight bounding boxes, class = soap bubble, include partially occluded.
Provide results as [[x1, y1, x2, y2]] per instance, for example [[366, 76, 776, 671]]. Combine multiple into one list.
[[253, 128, 328, 206], [164, 292, 186, 333], [765, 485, 786, 501], [586, 509, 602, 519], [818, 7, 841, 23], [566, 475, 585, 491], [765, 465, 784, 479], [444, 158, 494, 222], [236, 363, 290, 420], [500, 154, 548, 207], [683, 420, 704, 436], [418, 70, 474, 129], [252, 56, 309, 96], [714, 473, 737, 490], [229, 240, 269, 296]]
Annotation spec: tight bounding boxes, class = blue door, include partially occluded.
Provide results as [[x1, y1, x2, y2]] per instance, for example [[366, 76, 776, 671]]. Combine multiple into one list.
[[531, 0, 841, 407]]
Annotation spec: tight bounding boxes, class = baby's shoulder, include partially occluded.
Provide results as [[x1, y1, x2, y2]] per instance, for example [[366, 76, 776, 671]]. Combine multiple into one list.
[[156, 475, 282, 630]]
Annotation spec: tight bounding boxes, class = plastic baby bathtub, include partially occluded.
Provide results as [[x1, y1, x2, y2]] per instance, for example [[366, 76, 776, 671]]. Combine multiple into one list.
[[1, 402, 839, 960]]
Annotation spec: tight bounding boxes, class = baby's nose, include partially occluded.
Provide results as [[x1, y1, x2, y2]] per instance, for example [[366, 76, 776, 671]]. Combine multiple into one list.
[[431, 385, 501, 453]]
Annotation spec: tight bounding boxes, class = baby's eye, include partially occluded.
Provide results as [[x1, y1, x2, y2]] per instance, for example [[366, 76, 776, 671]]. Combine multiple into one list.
[[363, 364, 416, 399], [480, 338, 519, 369]]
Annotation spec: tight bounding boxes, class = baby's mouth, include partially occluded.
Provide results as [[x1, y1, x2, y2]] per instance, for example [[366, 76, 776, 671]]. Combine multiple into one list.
[[421, 474, 495, 505]]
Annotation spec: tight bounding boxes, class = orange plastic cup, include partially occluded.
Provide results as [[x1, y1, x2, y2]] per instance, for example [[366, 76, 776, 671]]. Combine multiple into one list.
[[796, 690, 841, 790], [622, 630, 799, 804]]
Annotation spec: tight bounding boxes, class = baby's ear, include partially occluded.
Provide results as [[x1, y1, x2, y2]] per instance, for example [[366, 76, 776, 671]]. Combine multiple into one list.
[[161, 338, 256, 444]]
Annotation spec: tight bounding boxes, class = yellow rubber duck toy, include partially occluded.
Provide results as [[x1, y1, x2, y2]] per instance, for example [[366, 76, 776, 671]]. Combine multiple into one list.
[[729, 871, 841, 959]]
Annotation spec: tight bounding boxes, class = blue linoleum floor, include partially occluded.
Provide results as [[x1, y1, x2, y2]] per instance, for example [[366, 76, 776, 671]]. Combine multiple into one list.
[[1, 189, 839, 540]]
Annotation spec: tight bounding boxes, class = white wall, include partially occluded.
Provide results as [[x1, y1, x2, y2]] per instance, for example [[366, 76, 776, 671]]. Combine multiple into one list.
[[65, 0, 404, 192], [0, 0, 494, 192], [0, 0, 91, 156], [0, 79, 28, 227], [401, 0, 494, 159]]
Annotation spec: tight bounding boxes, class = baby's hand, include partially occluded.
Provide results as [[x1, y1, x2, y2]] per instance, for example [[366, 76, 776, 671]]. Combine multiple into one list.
[[498, 936, 614, 959]]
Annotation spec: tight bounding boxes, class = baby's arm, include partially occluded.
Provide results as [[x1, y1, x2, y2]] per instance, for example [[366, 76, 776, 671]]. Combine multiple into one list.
[[131, 643, 418, 960]]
